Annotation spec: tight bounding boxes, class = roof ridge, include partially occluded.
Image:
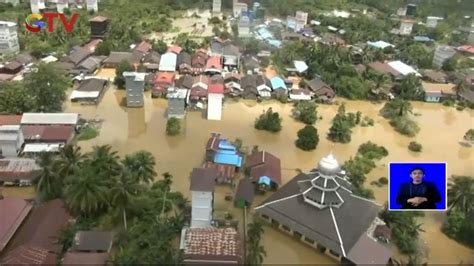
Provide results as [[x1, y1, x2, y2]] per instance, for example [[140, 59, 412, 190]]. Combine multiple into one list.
[[329, 207, 347, 257], [254, 193, 300, 210]]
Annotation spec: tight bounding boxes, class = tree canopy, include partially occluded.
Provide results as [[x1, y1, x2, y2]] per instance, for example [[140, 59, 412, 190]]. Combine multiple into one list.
[[296, 125, 319, 151], [292, 101, 318, 125], [255, 108, 283, 133]]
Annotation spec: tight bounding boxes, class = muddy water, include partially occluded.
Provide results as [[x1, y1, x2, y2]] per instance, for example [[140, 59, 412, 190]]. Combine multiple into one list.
[[62, 84, 474, 264]]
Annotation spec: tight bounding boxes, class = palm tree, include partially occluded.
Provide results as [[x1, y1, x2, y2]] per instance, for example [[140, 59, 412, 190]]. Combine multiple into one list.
[[122, 151, 157, 185], [448, 176, 474, 214], [110, 171, 142, 229], [374, 73, 390, 91], [88, 145, 121, 176], [246, 221, 267, 265], [56, 145, 85, 182], [64, 163, 110, 216], [34, 152, 62, 200], [455, 81, 467, 96]]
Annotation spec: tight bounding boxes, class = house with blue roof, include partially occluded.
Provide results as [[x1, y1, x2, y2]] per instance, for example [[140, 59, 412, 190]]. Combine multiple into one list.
[[205, 134, 243, 168], [271, 76, 287, 91]]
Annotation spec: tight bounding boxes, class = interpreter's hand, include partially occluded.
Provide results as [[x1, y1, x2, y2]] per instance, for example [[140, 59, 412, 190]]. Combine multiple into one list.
[[412, 197, 427, 207], [407, 198, 418, 204]]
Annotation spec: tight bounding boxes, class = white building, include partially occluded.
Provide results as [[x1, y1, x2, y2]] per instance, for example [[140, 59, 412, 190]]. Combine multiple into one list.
[[212, 0, 221, 13], [295, 11, 308, 30], [190, 168, 217, 228], [0, 125, 24, 158], [30, 0, 45, 13], [207, 84, 224, 120], [86, 0, 98, 12], [399, 20, 415, 35], [433, 46, 456, 69], [233, 1, 247, 17], [397, 7, 407, 16], [0, 21, 19, 55], [21, 113, 79, 125], [426, 16, 443, 28], [123, 72, 146, 107]]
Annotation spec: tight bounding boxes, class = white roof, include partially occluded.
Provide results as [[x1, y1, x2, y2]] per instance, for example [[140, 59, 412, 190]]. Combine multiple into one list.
[[427, 16, 443, 20], [23, 143, 63, 153], [21, 113, 79, 125], [328, 26, 338, 31], [207, 94, 223, 120], [290, 94, 312, 100], [70, 90, 101, 99], [294, 61, 308, 73], [41, 55, 58, 63], [310, 20, 321, 25], [367, 41, 394, 49], [0, 125, 21, 131], [123, 72, 146, 81], [159, 52, 177, 72], [387, 60, 421, 77], [0, 21, 16, 27]]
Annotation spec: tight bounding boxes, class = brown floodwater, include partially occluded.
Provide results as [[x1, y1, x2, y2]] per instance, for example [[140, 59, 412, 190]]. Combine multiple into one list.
[[60, 80, 474, 264]]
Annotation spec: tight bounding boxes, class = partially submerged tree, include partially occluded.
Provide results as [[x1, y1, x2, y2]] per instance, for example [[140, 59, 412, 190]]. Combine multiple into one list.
[[255, 108, 282, 133], [166, 117, 181, 136], [292, 101, 317, 125], [295, 125, 319, 151]]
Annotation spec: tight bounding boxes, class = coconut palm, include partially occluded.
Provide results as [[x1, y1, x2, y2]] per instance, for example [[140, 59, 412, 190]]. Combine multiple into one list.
[[88, 145, 121, 177], [246, 222, 267, 265], [448, 176, 474, 214], [122, 151, 157, 184], [110, 171, 142, 229], [64, 163, 110, 216], [56, 145, 85, 181], [34, 152, 62, 200]]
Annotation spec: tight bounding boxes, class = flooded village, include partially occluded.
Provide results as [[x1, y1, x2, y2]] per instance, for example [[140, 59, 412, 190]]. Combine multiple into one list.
[[1, 0, 474, 265]]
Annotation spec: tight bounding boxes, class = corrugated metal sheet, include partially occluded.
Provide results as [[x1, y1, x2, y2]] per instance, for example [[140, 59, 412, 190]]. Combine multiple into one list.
[[21, 113, 79, 125], [214, 152, 242, 167]]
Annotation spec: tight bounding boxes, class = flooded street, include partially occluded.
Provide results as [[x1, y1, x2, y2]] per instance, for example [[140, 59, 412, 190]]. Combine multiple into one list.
[[60, 81, 474, 264]]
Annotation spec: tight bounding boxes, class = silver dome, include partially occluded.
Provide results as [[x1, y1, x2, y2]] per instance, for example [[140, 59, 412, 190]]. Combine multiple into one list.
[[318, 153, 340, 176]]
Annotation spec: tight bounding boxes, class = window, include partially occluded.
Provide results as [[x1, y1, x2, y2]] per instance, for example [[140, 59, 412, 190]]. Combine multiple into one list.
[[281, 225, 291, 232], [305, 237, 314, 244]]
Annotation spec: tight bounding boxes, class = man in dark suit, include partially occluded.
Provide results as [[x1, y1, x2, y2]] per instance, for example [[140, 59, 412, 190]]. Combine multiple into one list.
[[396, 167, 442, 209]]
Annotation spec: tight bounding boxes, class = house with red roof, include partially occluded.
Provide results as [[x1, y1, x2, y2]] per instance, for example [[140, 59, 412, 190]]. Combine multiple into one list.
[[205, 56, 223, 74], [0, 197, 34, 252], [167, 45, 183, 54], [245, 151, 282, 191], [133, 41, 152, 55], [152, 72, 175, 98]]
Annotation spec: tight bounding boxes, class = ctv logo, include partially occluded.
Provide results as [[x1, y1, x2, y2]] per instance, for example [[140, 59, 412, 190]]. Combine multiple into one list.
[[24, 13, 78, 33]]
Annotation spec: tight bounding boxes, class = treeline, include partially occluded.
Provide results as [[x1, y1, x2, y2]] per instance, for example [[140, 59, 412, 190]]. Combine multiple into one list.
[[35, 144, 188, 264]]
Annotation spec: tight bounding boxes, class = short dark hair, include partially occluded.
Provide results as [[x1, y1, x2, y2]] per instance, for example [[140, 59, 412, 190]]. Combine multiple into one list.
[[410, 167, 424, 175]]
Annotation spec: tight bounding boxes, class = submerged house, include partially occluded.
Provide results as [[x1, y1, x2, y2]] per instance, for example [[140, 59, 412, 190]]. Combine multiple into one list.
[[205, 56, 223, 75], [204, 134, 241, 184], [207, 83, 224, 121], [271, 76, 288, 98], [0, 197, 34, 252], [191, 49, 208, 74], [245, 151, 282, 190], [176, 75, 193, 90], [167, 88, 188, 119], [159, 52, 177, 72], [0, 158, 41, 186], [304, 77, 335, 102], [70, 78, 108, 103], [255, 75, 272, 98], [234, 178, 255, 208], [152, 72, 175, 98], [223, 72, 242, 96], [189, 167, 218, 228], [241, 75, 258, 99], [421, 82, 456, 102], [0, 124, 24, 158], [123, 72, 145, 107], [254, 154, 392, 265], [177, 52, 192, 74]]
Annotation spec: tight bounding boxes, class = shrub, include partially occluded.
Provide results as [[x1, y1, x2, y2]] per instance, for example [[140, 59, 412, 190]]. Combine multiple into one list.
[[255, 108, 282, 133], [408, 141, 422, 152], [166, 117, 181, 136], [357, 141, 389, 160], [292, 101, 317, 125], [295, 125, 319, 151], [464, 129, 474, 142], [378, 177, 388, 185], [390, 117, 420, 137], [77, 126, 99, 141]]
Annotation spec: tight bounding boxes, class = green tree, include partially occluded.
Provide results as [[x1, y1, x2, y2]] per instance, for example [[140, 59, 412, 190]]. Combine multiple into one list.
[[166, 117, 181, 136], [64, 162, 111, 216], [246, 221, 267, 265], [442, 57, 457, 71], [380, 99, 413, 118], [114, 60, 134, 89], [408, 141, 422, 152], [292, 101, 317, 125], [24, 63, 70, 112], [174, 33, 199, 54], [357, 141, 389, 160], [448, 176, 474, 214], [0, 81, 34, 114], [295, 125, 319, 151], [96, 41, 112, 56], [122, 151, 157, 184], [393, 74, 423, 100], [34, 152, 62, 201], [463, 129, 474, 142], [328, 114, 352, 143], [110, 171, 141, 229], [255, 108, 283, 133], [88, 145, 122, 177], [56, 145, 85, 180]]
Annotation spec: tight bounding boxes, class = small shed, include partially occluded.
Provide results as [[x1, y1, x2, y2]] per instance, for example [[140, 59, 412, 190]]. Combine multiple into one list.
[[234, 178, 255, 208]]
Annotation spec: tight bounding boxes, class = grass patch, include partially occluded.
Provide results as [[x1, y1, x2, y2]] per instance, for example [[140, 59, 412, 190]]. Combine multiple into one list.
[[77, 126, 99, 141]]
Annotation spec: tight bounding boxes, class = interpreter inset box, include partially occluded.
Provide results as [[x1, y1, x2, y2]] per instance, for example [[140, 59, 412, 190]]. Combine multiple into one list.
[[388, 162, 447, 211]]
